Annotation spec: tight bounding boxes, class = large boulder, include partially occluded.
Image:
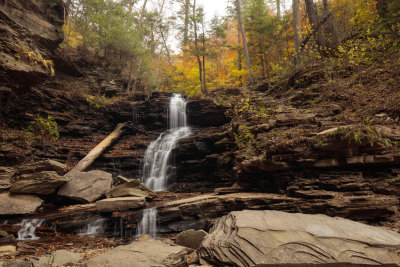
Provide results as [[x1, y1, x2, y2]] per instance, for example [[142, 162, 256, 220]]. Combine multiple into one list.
[[105, 179, 156, 199], [96, 197, 145, 212], [175, 229, 207, 250], [10, 171, 69, 195], [16, 160, 66, 176], [198, 210, 400, 266], [0, 193, 43, 215], [58, 170, 112, 203]]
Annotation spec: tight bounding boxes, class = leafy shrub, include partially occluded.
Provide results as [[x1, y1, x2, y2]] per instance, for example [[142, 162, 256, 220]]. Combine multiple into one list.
[[85, 94, 106, 108], [15, 45, 55, 76], [233, 125, 255, 149], [25, 115, 59, 144]]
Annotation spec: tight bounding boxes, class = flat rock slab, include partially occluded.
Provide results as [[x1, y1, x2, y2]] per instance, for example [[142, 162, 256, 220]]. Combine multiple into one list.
[[105, 180, 156, 199], [10, 171, 69, 195], [37, 249, 82, 266], [58, 170, 113, 203], [16, 160, 66, 176], [96, 197, 145, 212], [0, 193, 43, 215], [199, 210, 400, 266], [0, 245, 17, 257], [85, 240, 186, 267]]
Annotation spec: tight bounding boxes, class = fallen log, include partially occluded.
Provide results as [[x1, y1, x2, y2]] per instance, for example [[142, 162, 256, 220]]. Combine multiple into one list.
[[67, 122, 132, 174]]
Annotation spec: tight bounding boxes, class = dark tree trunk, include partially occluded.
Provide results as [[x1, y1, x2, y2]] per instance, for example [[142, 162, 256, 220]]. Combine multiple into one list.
[[305, 0, 326, 49]]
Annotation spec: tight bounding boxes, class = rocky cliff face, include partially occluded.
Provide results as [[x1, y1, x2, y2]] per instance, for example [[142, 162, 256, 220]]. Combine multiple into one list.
[[0, 0, 64, 89]]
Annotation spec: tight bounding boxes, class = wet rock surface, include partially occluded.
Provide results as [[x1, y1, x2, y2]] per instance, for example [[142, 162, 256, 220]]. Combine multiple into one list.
[[198, 210, 400, 266]]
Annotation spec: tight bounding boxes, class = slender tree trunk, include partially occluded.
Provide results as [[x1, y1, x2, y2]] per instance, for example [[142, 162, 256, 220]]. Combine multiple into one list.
[[236, 0, 254, 84], [202, 25, 207, 93], [160, 29, 172, 65], [138, 0, 148, 33], [376, 0, 389, 18], [127, 0, 147, 92], [322, 0, 340, 48], [292, 0, 301, 65], [237, 21, 242, 85], [259, 42, 265, 77], [183, 0, 190, 47], [192, 0, 204, 94], [305, 0, 326, 49], [276, 0, 281, 20]]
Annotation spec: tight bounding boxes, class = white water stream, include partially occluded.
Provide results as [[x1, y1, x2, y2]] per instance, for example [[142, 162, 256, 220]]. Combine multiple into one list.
[[78, 217, 106, 236], [142, 94, 191, 191], [137, 94, 191, 239], [17, 219, 45, 240]]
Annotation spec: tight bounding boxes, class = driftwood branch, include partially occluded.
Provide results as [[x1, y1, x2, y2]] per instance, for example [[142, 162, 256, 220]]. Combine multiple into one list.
[[67, 122, 132, 174]]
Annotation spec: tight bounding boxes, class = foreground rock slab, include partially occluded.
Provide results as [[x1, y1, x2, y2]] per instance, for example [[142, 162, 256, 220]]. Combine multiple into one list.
[[0, 193, 43, 215], [85, 240, 186, 267], [37, 249, 82, 266], [198, 210, 400, 266], [96, 196, 145, 212], [58, 170, 113, 203]]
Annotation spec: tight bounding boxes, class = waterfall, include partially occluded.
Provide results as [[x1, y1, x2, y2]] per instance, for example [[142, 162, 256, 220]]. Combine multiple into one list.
[[136, 208, 157, 239], [137, 94, 190, 239], [78, 217, 106, 237], [17, 219, 45, 240], [142, 94, 191, 191]]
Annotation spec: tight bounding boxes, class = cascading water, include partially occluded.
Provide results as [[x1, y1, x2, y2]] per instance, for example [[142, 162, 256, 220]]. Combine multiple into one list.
[[142, 94, 191, 191], [17, 219, 45, 240], [136, 208, 157, 239], [137, 94, 191, 239], [78, 217, 106, 237]]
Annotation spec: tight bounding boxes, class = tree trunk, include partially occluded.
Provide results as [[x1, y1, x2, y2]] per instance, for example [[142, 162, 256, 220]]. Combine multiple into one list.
[[192, 0, 204, 94], [236, 0, 254, 84], [67, 123, 131, 174], [237, 20, 242, 85], [127, 0, 147, 92], [202, 25, 207, 93], [292, 0, 301, 65], [276, 0, 281, 20], [138, 0, 148, 33], [305, 0, 326, 49], [259, 42, 265, 77], [183, 0, 190, 47], [376, 0, 389, 18], [322, 0, 340, 48]]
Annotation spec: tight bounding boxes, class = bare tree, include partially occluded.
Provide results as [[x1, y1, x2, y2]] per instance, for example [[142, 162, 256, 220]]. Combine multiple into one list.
[[304, 0, 326, 49], [236, 0, 254, 84], [292, 0, 301, 65], [276, 0, 281, 20], [192, 0, 206, 94]]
